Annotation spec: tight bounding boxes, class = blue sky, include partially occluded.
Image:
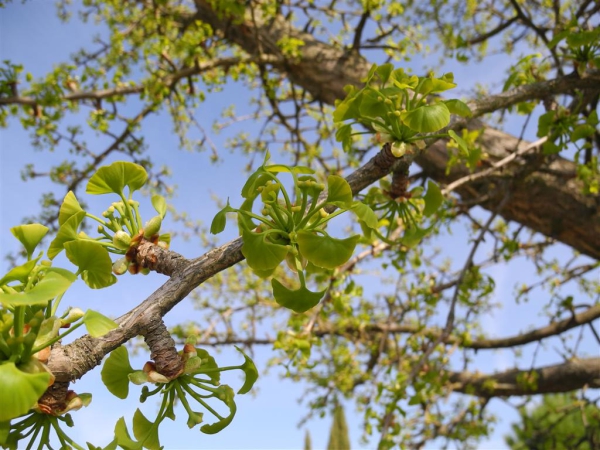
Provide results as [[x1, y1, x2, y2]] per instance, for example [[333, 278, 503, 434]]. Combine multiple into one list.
[[1, 2, 598, 449]]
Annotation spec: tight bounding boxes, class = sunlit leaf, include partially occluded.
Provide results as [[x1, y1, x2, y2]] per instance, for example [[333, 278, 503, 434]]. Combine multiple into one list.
[[326, 175, 353, 207], [375, 63, 394, 85], [0, 258, 38, 286], [59, 191, 84, 226], [241, 171, 271, 200], [233, 346, 258, 394], [64, 240, 117, 289], [210, 202, 236, 235], [101, 347, 134, 399], [423, 180, 443, 217], [443, 99, 472, 117], [132, 409, 161, 450], [194, 348, 220, 384], [10, 224, 49, 260], [151, 194, 167, 218], [359, 89, 389, 119], [271, 279, 325, 313], [86, 161, 148, 196], [400, 103, 450, 133], [335, 123, 353, 152], [241, 230, 288, 271], [351, 201, 378, 230], [48, 211, 86, 259], [0, 362, 51, 421], [296, 231, 359, 269], [200, 386, 237, 434], [420, 74, 456, 95], [83, 309, 118, 337], [266, 164, 314, 174], [114, 417, 142, 450], [0, 270, 76, 307]]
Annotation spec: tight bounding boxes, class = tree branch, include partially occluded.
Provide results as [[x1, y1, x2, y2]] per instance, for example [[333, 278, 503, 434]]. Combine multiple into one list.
[[448, 358, 600, 397]]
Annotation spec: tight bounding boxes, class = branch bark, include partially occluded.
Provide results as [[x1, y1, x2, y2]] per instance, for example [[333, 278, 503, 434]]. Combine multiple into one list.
[[448, 358, 600, 397]]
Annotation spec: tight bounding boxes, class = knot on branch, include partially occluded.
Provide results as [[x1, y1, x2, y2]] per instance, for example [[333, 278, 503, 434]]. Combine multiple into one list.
[[127, 239, 187, 277], [144, 319, 184, 379]]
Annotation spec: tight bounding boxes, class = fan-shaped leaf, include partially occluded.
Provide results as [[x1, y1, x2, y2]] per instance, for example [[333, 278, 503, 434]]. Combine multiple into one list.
[[151, 195, 167, 218], [200, 386, 237, 435], [233, 346, 258, 394], [400, 103, 450, 133], [132, 409, 160, 449], [83, 309, 118, 337], [296, 231, 359, 269], [326, 175, 353, 207], [0, 362, 51, 421], [64, 240, 116, 289], [271, 279, 325, 313], [241, 230, 288, 271], [86, 162, 148, 196], [59, 191, 84, 226], [101, 347, 134, 400], [0, 270, 76, 307], [423, 180, 443, 217], [48, 211, 86, 259], [10, 224, 49, 260]]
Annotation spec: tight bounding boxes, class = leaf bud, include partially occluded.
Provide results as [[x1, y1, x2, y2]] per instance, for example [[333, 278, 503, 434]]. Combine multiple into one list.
[[112, 230, 132, 250], [97, 225, 105, 233], [62, 307, 85, 325], [112, 257, 129, 275], [143, 215, 162, 239]]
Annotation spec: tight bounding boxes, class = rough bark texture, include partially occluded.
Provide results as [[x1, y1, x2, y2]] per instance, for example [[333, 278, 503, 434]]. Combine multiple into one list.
[[192, 0, 600, 261], [449, 358, 600, 397]]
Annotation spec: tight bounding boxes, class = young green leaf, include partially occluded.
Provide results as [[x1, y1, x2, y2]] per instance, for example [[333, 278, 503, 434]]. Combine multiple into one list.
[[296, 231, 360, 269], [448, 130, 470, 155], [83, 309, 118, 337], [423, 180, 443, 217], [351, 201, 378, 230], [101, 346, 134, 399], [48, 211, 86, 259], [0, 270, 76, 307], [326, 175, 353, 207], [335, 123, 353, 153], [0, 259, 38, 286], [132, 409, 161, 449], [241, 230, 289, 271], [271, 279, 325, 313], [10, 224, 49, 260], [0, 362, 51, 421], [233, 346, 259, 394], [64, 240, 117, 289], [443, 99, 472, 117], [210, 202, 236, 235], [266, 164, 314, 174], [59, 191, 85, 226], [114, 417, 143, 450], [86, 161, 148, 196], [200, 386, 237, 435], [400, 103, 451, 133], [151, 194, 167, 218], [194, 348, 221, 384]]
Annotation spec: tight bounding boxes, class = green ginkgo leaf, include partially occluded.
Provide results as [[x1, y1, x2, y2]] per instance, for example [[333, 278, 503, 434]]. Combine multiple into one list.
[[400, 103, 451, 133], [200, 386, 237, 435], [194, 348, 220, 384], [271, 279, 325, 313], [419, 75, 457, 96], [233, 346, 259, 394], [423, 180, 443, 217], [266, 164, 314, 174], [358, 89, 389, 119], [114, 417, 143, 450], [64, 240, 116, 289], [86, 161, 148, 196], [132, 409, 161, 449], [210, 202, 236, 235], [326, 175, 353, 208], [351, 202, 378, 230], [48, 211, 86, 259], [335, 123, 353, 153], [101, 346, 134, 400], [83, 309, 118, 337], [151, 194, 167, 218], [296, 231, 359, 269], [10, 224, 49, 260], [0, 270, 76, 307], [0, 258, 39, 286], [443, 99, 472, 117], [241, 230, 289, 271], [0, 362, 51, 421], [241, 171, 271, 200], [59, 191, 84, 226]]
